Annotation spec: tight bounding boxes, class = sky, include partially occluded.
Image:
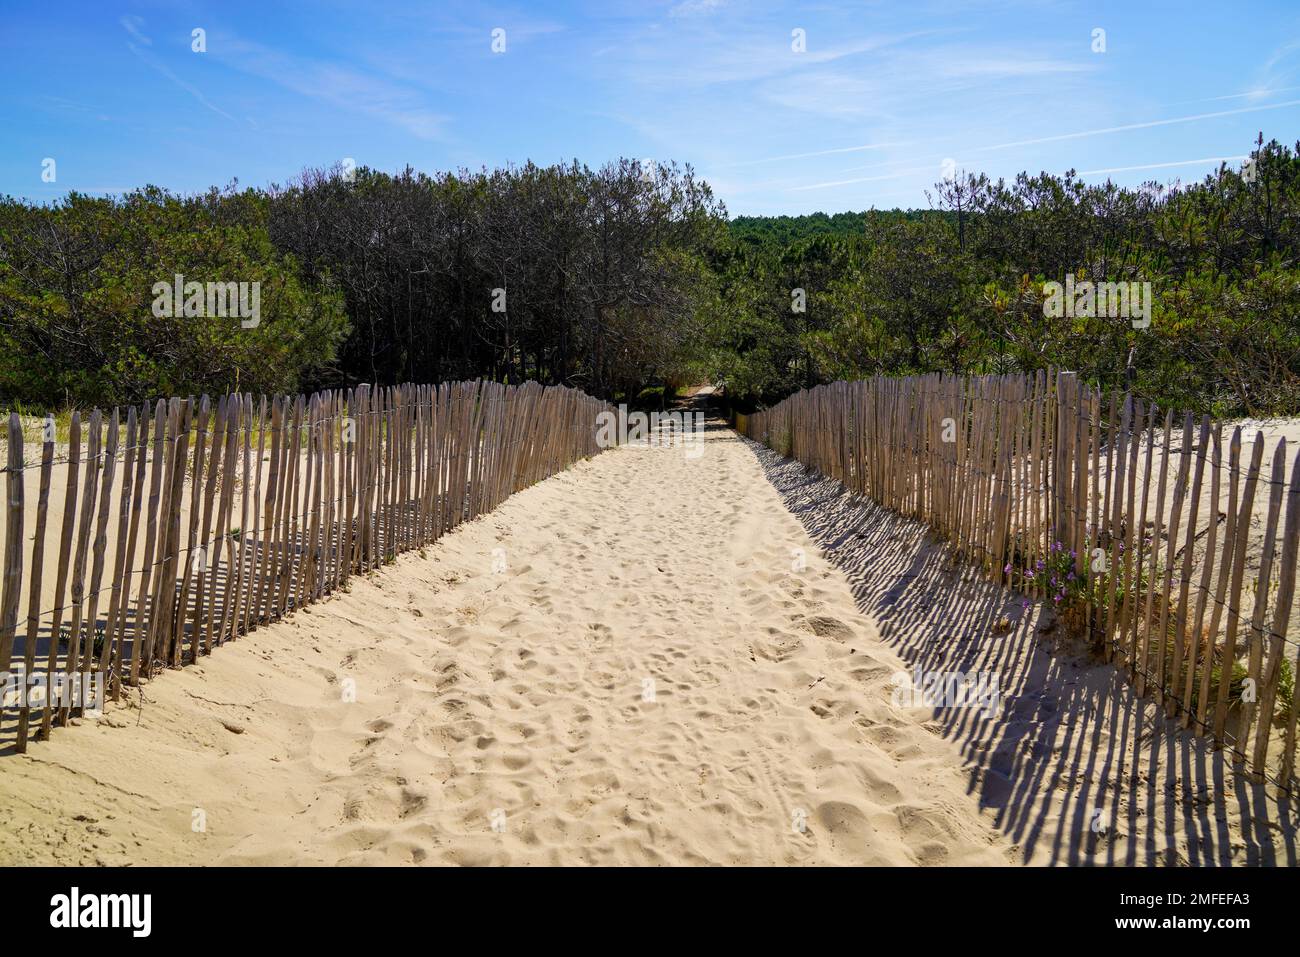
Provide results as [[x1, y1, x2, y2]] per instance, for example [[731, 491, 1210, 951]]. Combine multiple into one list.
[[2, 0, 1299, 215]]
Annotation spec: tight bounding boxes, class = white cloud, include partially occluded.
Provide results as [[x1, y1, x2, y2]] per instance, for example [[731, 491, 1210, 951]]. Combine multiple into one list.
[[120, 15, 152, 46], [121, 18, 234, 121], [213, 35, 449, 140], [669, 0, 727, 17]]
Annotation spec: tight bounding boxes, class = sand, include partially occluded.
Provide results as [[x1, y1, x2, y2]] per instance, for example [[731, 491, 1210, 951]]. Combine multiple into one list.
[[0, 421, 1015, 866]]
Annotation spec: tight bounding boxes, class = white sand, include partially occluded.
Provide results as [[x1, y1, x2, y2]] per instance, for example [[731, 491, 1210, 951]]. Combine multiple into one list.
[[0, 423, 1013, 866]]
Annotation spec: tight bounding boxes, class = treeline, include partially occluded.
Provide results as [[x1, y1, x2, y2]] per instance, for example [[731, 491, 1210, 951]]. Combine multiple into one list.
[[0, 159, 723, 407], [701, 136, 1300, 418], [0, 185, 348, 407], [2, 137, 1298, 417]]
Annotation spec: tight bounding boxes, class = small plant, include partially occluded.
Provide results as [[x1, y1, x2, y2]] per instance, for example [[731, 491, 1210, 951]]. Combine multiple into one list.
[[56, 624, 106, 659], [1279, 658, 1295, 722], [1006, 540, 1087, 614], [1006, 534, 1159, 649]]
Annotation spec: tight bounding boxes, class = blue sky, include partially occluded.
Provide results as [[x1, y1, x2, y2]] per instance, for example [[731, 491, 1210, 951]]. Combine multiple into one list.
[[3, 0, 1299, 215]]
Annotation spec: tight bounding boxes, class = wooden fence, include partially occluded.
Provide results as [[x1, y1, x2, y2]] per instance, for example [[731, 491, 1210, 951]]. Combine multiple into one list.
[[745, 371, 1300, 790], [0, 380, 611, 753]]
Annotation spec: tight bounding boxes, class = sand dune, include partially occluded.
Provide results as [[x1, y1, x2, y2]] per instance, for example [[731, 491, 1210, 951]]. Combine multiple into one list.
[[0, 422, 1015, 866]]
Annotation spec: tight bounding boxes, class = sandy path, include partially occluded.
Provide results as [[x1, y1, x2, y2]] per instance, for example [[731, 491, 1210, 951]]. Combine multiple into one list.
[[0, 422, 1012, 866]]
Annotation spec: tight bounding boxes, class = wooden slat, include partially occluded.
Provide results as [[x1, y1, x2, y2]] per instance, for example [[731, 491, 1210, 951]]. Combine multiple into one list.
[[162, 399, 193, 667], [15, 417, 54, 749], [99, 408, 137, 693], [256, 397, 285, 623], [40, 412, 81, 737], [1136, 409, 1173, 698], [1236, 439, 1287, 766], [128, 402, 166, 688], [80, 407, 119, 713], [0, 414, 25, 734], [1212, 431, 1265, 746], [1103, 397, 1132, 662], [1151, 411, 1191, 709], [1170, 416, 1210, 719], [213, 396, 242, 646], [243, 396, 268, 633], [61, 409, 102, 726], [1275, 445, 1300, 785], [1121, 401, 1154, 671], [232, 395, 255, 633]]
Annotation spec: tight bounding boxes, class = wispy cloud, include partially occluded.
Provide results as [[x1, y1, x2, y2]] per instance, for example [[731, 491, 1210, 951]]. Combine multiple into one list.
[[936, 56, 1088, 79], [752, 41, 1088, 121], [730, 141, 907, 167], [212, 34, 449, 140], [121, 18, 235, 121], [777, 94, 1300, 176], [789, 169, 915, 191], [1076, 155, 1250, 176], [1194, 85, 1300, 102], [120, 15, 151, 47], [669, 0, 727, 17], [974, 98, 1300, 152], [615, 28, 942, 89]]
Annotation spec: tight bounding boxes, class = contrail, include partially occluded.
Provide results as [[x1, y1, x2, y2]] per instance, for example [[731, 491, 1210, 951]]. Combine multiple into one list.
[[776, 94, 1299, 184], [1077, 155, 1249, 176], [973, 99, 1300, 152], [730, 142, 907, 167], [789, 170, 915, 191]]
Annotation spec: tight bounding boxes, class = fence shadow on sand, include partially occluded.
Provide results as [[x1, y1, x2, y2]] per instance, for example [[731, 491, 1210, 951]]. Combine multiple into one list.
[[742, 433, 1298, 866]]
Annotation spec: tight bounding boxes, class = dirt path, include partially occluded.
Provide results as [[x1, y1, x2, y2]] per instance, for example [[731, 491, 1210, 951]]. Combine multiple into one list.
[[0, 422, 1013, 866]]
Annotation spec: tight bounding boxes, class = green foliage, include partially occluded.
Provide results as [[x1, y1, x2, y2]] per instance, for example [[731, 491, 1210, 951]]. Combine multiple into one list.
[[702, 136, 1300, 417], [266, 159, 724, 402], [0, 185, 348, 407], [6, 137, 1300, 417], [0, 159, 724, 409]]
